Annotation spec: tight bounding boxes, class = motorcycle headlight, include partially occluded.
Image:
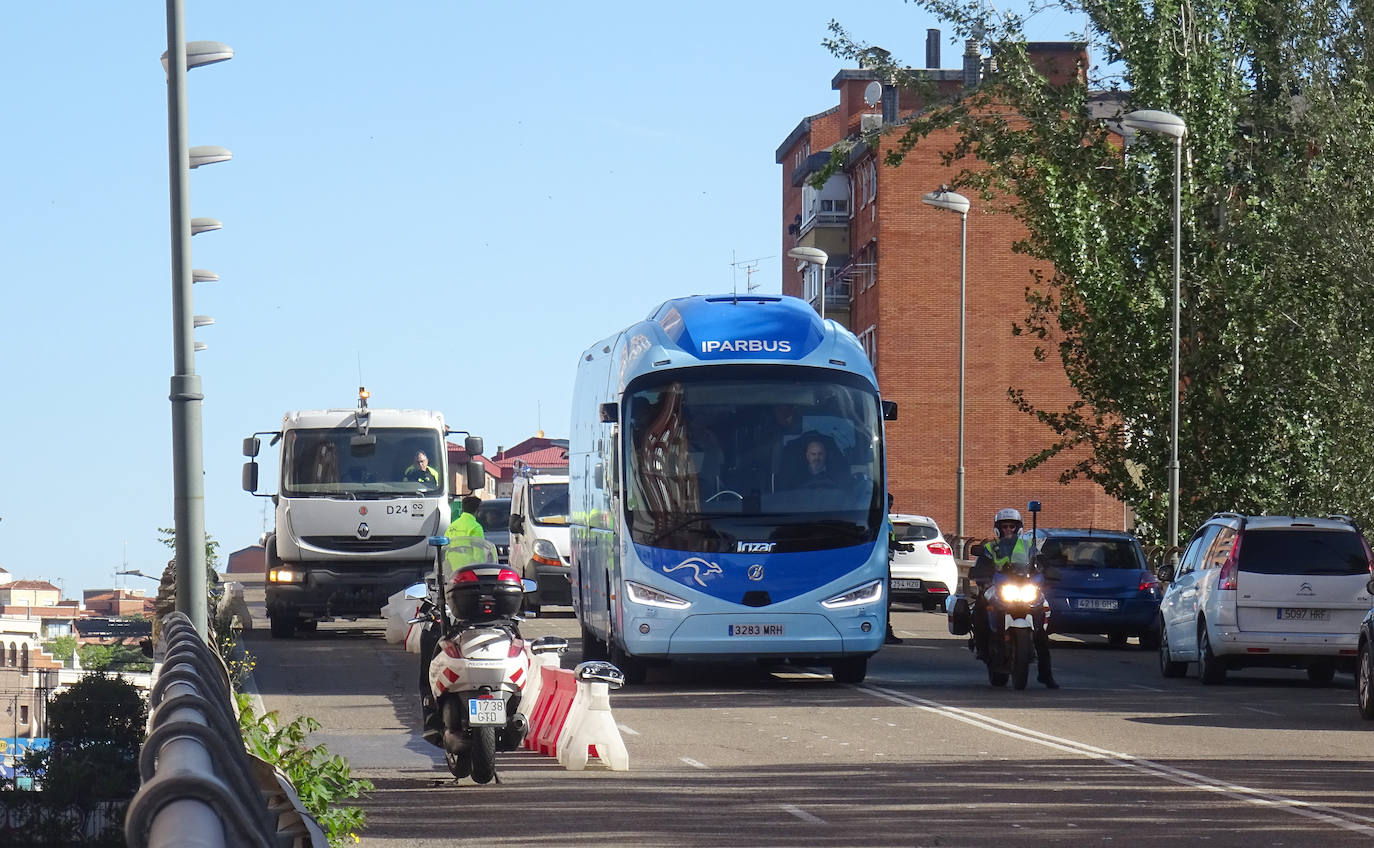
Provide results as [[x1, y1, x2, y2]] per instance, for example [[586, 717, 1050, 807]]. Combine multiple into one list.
[[821, 579, 883, 609], [625, 580, 691, 609], [998, 583, 1040, 604]]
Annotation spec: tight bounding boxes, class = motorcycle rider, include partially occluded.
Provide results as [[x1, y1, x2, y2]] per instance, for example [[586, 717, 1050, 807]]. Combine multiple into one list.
[[968, 507, 1058, 689]]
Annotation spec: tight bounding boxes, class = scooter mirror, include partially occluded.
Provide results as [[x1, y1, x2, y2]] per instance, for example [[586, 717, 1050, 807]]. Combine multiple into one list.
[[530, 636, 568, 655], [403, 582, 427, 600], [574, 661, 626, 689], [521, 579, 537, 593], [428, 535, 450, 548]]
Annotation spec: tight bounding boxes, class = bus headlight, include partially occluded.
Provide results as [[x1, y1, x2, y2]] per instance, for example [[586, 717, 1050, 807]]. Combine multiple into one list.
[[821, 579, 883, 609], [625, 581, 691, 609]]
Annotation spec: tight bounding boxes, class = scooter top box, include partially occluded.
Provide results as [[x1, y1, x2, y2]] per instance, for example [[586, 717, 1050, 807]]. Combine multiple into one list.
[[448, 564, 523, 621]]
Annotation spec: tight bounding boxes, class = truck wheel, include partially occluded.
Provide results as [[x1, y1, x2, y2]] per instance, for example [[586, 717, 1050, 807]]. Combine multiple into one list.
[[269, 612, 297, 639], [580, 623, 607, 661]]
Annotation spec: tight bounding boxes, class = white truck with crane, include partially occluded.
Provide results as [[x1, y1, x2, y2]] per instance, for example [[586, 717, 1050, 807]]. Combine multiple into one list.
[[242, 388, 484, 637]]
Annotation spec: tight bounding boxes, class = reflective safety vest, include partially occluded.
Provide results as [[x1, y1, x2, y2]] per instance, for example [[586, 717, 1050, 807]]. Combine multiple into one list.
[[446, 511, 485, 540], [985, 535, 1032, 570]]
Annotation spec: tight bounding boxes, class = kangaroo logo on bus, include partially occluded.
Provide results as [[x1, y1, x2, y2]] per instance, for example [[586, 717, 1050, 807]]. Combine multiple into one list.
[[700, 339, 792, 354], [662, 557, 723, 587], [737, 542, 775, 554]]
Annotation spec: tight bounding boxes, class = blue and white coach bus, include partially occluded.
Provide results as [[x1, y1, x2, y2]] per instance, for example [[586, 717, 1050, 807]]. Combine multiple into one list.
[[569, 294, 897, 683]]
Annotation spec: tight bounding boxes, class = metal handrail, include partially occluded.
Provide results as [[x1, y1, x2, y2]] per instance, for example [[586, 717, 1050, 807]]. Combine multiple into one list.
[[125, 612, 326, 848]]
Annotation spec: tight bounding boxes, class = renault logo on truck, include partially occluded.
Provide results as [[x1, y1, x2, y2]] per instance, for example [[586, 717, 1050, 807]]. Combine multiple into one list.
[[357, 522, 370, 539]]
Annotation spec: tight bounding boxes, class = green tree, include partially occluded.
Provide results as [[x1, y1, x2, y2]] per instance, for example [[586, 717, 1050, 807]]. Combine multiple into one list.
[[43, 634, 77, 665], [826, 1, 1374, 550], [24, 672, 147, 804]]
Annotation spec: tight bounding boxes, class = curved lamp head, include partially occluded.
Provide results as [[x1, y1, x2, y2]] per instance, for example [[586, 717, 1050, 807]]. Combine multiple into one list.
[[191, 217, 223, 235], [161, 41, 234, 74], [192, 269, 219, 284], [787, 246, 828, 267], [922, 189, 970, 215], [1122, 109, 1187, 139], [189, 146, 233, 169]]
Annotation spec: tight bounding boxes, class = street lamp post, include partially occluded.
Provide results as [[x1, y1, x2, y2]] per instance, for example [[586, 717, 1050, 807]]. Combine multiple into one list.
[[164, 3, 233, 636], [922, 188, 971, 548], [787, 247, 829, 320], [1122, 109, 1187, 567]]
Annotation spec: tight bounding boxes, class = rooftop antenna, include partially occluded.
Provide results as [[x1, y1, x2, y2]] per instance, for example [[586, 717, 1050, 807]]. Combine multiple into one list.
[[731, 252, 772, 296]]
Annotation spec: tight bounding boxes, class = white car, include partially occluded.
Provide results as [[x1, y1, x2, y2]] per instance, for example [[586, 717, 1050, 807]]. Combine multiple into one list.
[[1159, 513, 1374, 684], [889, 513, 958, 611]]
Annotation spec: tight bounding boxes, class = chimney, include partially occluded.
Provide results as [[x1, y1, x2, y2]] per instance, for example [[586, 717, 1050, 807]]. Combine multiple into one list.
[[926, 28, 941, 69], [962, 39, 981, 88]]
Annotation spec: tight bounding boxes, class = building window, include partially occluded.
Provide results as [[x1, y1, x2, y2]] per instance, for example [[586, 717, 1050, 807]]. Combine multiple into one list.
[[20, 645, 28, 675], [858, 325, 877, 366]]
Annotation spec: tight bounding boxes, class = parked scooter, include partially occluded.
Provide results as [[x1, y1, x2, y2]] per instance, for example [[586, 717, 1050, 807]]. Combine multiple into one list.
[[410, 535, 566, 783]]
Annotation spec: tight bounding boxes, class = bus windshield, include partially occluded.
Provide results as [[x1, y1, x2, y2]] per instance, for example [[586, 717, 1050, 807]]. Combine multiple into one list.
[[624, 366, 883, 552], [283, 427, 445, 498]]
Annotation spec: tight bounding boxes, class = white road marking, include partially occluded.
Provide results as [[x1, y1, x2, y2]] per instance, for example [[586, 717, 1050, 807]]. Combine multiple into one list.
[[617, 723, 639, 736], [781, 804, 826, 824], [1241, 706, 1281, 717], [1128, 683, 1165, 692], [680, 757, 709, 769], [858, 682, 1374, 837]]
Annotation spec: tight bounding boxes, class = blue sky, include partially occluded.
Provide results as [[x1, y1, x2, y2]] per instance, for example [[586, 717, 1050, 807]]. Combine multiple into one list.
[[0, 2, 1084, 597]]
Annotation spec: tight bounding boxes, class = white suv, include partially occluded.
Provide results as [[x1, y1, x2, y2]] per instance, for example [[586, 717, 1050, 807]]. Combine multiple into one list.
[[1158, 513, 1373, 684]]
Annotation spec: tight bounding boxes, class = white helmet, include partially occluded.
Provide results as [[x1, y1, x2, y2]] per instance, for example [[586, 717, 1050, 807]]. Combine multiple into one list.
[[993, 507, 1022, 527]]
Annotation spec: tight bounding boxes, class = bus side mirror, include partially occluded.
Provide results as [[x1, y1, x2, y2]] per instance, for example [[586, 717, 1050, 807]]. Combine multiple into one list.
[[465, 435, 484, 455], [242, 437, 260, 458], [882, 400, 898, 421], [242, 461, 259, 493], [466, 459, 485, 491]]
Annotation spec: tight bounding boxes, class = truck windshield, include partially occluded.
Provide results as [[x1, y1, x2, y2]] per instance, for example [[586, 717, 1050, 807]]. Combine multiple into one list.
[[624, 366, 883, 552], [531, 483, 569, 526], [282, 427, 445, 498]]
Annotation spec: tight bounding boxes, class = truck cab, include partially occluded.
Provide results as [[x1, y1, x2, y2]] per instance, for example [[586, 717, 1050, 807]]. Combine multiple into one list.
[[243, 388, 483, 637]]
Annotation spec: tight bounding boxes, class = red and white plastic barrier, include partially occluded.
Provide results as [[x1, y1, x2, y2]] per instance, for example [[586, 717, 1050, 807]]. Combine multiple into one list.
[[522, 662, 628, 770]]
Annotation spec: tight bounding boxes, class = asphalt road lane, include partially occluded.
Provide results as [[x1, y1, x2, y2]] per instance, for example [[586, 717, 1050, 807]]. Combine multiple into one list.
[[238, 588, 1374, 847]]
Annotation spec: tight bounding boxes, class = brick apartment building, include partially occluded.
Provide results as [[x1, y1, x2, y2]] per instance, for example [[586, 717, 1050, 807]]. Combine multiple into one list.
[[776, 34, 1125, 548]]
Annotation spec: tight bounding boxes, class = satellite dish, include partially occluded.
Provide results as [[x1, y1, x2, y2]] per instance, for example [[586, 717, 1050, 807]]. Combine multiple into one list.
[[863, 81, 883, 106]]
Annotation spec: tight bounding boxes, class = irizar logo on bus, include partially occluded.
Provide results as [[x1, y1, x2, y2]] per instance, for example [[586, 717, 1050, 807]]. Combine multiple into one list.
[[737, 542, 775, 553], [700, 339, 792, 354]]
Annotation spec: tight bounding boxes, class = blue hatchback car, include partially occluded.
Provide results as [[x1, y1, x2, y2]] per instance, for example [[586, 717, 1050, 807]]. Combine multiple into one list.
[[1028, 528, 1162, 648]]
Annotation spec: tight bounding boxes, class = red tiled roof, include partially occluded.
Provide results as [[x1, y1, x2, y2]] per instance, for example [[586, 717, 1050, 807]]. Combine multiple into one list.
[[6, 580, 60, 591]]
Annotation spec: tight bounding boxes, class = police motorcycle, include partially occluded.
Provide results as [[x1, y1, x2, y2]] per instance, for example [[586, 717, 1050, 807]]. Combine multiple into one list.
[[408, 535, 567, 783], [947, 502, 1050, 690]]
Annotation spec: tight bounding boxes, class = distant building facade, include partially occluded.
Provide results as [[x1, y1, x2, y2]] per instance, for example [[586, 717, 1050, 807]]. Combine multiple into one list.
[[776, 36, 1125, 546]]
